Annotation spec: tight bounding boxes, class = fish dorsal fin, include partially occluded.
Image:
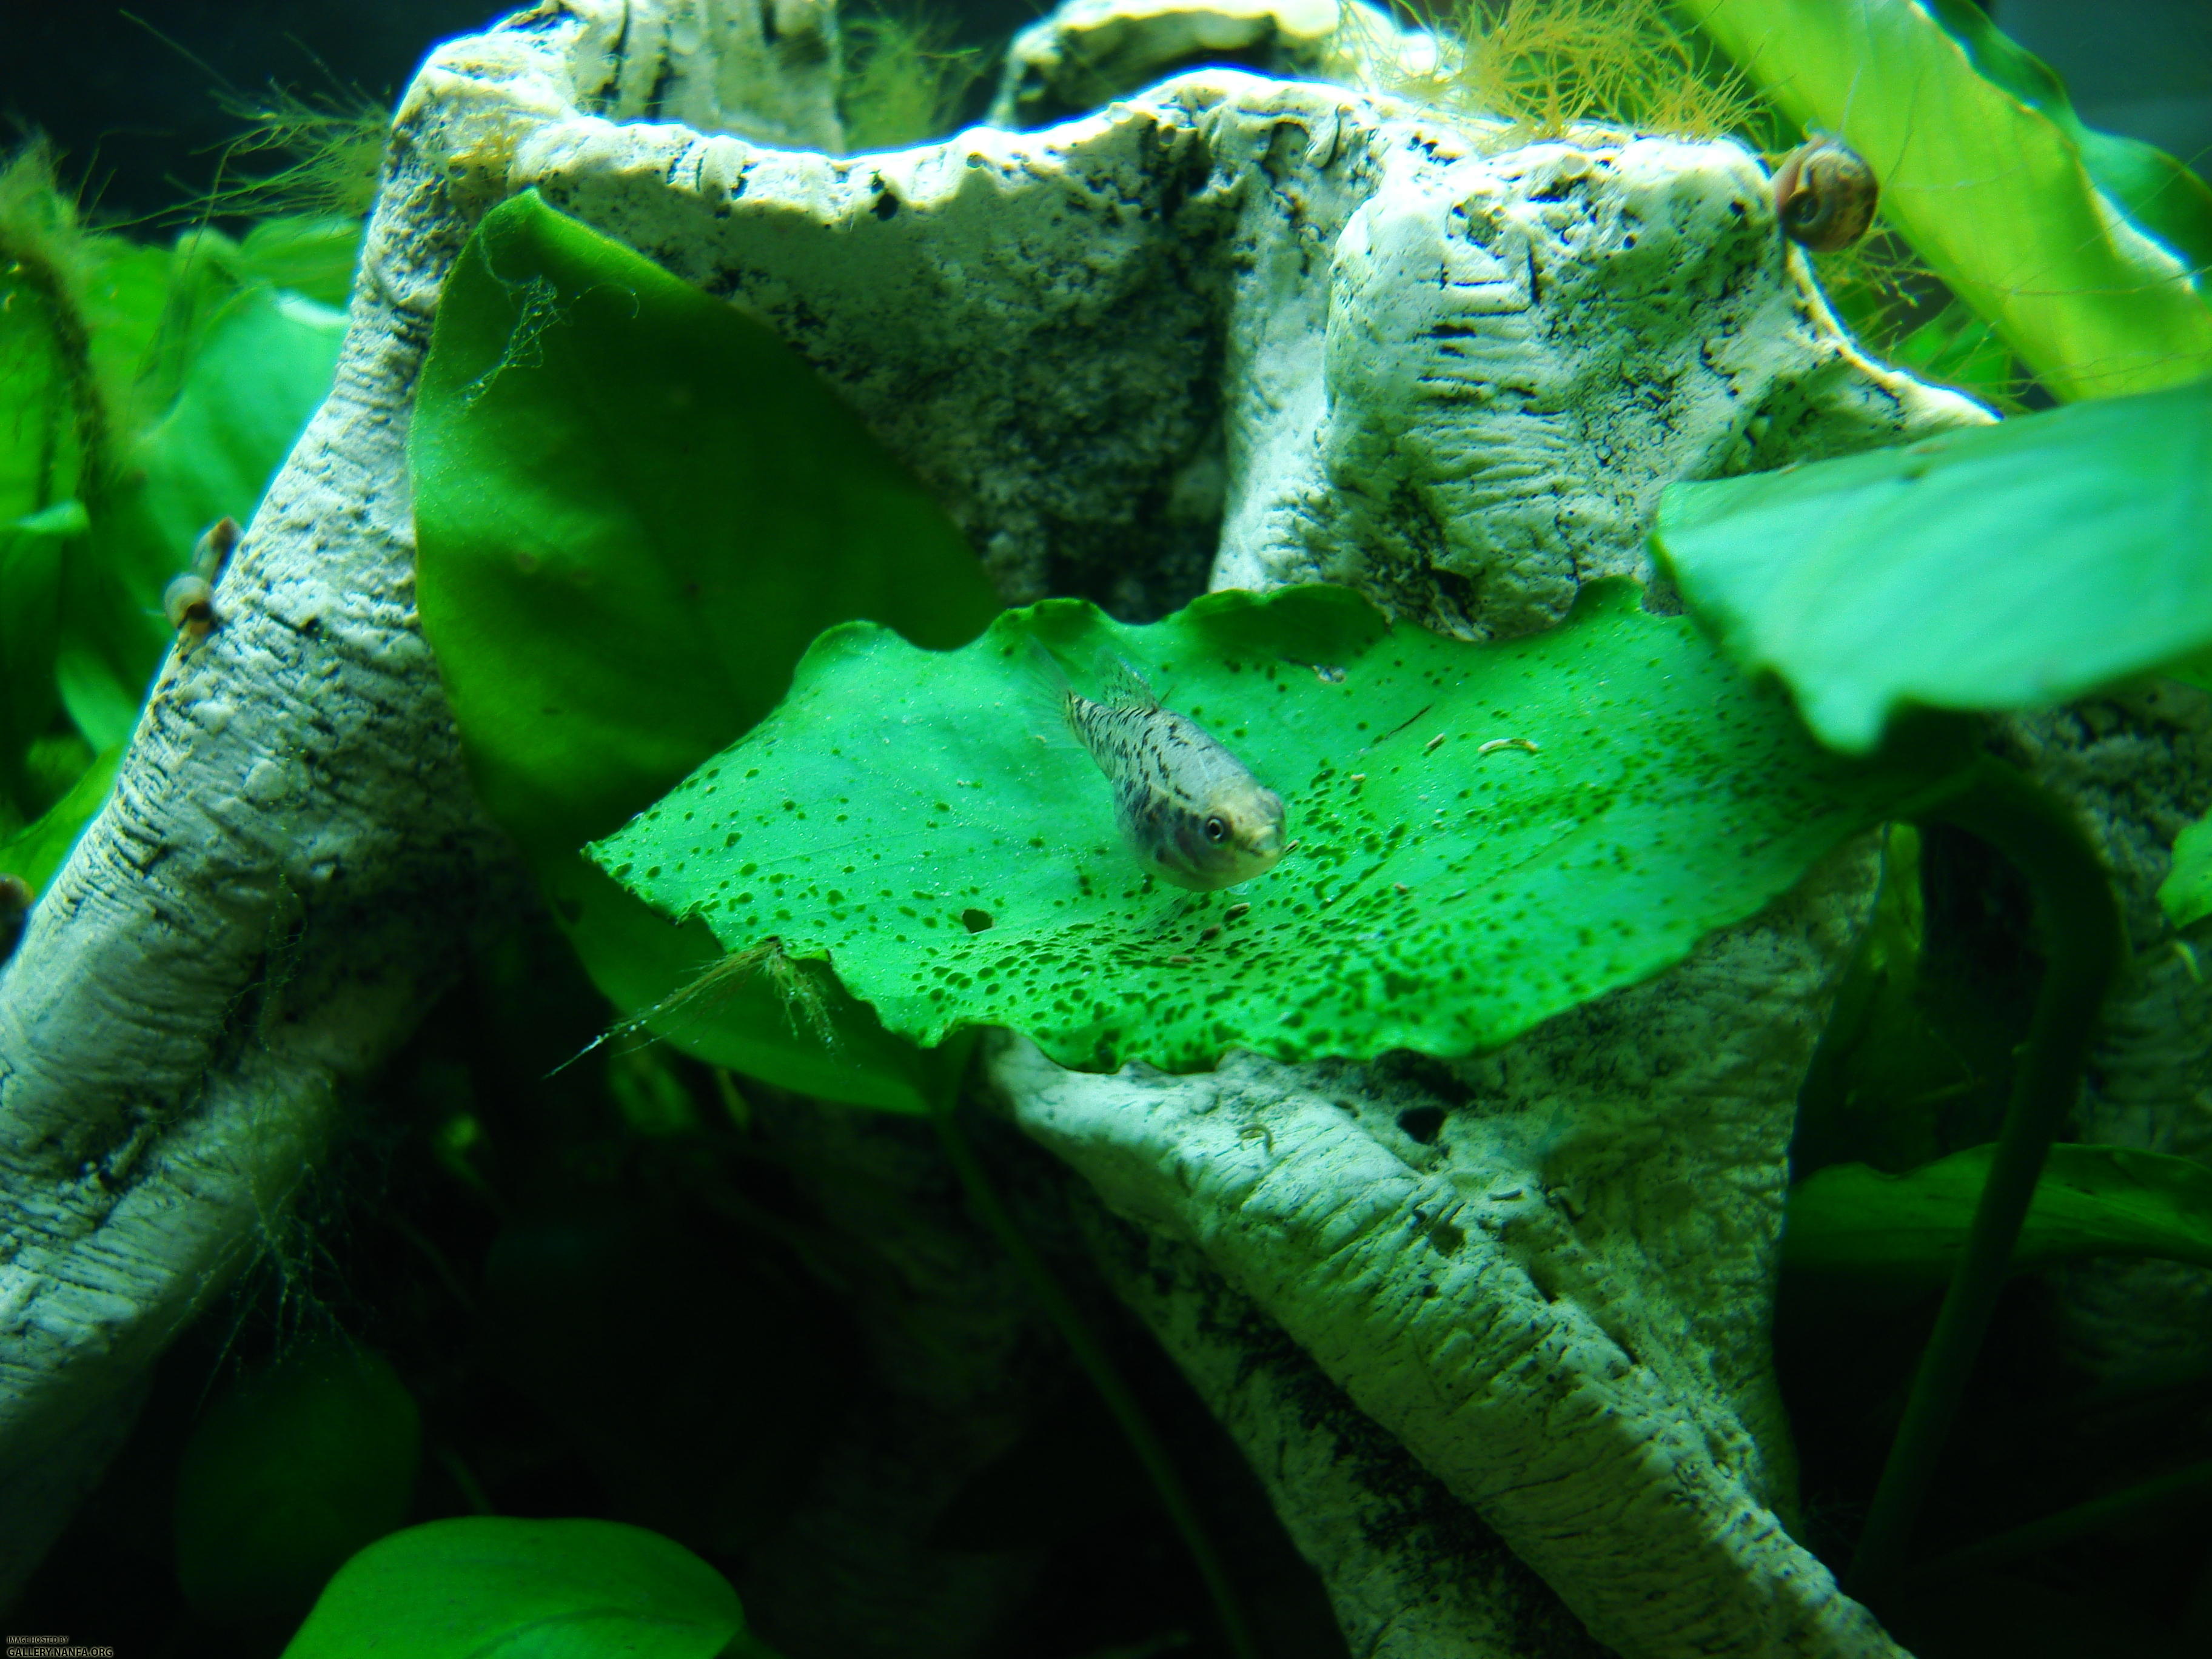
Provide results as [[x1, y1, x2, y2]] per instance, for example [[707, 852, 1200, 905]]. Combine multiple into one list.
[[1096, 652, 1159, 712]]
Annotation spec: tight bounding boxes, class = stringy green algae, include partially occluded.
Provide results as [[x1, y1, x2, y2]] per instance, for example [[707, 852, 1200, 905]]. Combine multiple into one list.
[[594, 581, 1936, 1073]]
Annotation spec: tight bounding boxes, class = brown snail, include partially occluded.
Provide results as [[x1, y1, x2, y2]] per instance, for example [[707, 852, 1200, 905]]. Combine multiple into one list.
[[164, 515, 240, 642], [1772, 137, 1878, 252]]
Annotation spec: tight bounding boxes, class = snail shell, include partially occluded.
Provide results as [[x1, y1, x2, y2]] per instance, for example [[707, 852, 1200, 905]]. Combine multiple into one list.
[[1773, 138, 1878, 252], [164, 572, 216, 637], [190, 514, 241, 580]]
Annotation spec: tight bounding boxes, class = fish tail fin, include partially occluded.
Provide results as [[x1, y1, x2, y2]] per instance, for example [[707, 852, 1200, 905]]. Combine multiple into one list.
[[1020, 630, 1081, 740]]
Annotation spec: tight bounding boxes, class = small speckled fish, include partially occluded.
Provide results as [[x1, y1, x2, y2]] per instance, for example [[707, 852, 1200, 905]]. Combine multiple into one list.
[[1051, 653, 1288, 891]]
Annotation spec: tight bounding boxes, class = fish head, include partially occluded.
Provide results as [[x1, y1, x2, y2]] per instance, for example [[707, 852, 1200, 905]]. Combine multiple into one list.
[[1155, 778, 1287, 891]]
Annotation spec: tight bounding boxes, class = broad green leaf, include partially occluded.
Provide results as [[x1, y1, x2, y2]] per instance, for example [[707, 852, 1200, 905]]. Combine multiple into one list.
[[544, 855, 937, 1113], [412, 190, 999, 1107], [0, 745, 119, 896], [2159, 811, 2212, 932], [0, 500, 82, 798], [238, 215, 366, 308], [1678, 0, 2212, 400], [281, 1517, 762, 1659], [595, 581, 1957, 1073], [61, 284, 346, 748], [175, 1339, 420, 1624], [1915, 0, 2212, 281], [1656, 374, 2212, 753], [1784, 1142, 2212, 1296], [413, 189, 997, 862], [75, 236, 191, 443]]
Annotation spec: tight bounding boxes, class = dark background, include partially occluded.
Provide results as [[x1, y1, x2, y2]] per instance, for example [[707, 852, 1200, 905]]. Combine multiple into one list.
[[1, 1, 2205, 226]]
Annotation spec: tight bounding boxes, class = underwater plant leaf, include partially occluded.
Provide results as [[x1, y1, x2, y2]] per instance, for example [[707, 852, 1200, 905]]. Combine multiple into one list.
[[175, 1339, 420, 1624], [60, 285, 346, 749], [595, 581, 1954, 1073], [412, 190, 998, 1107], [2158, 810, 2212, 933], [543, 854, 934, 1114], [1678, 0, 2212, 400], [237, 215, 366, 308], [280, 1516, 759, 1659], [0, 744, 119, 896], [1657, 374, 2212, 754], [1914, 0, 2212, 281], [0, 270, 78, 527], [73, 238, 185, 443], [0, 500, 82, 797], [1783, 1142, 2212, 1295], [132, 286, 347, 576], [414, 189, 997, 862]]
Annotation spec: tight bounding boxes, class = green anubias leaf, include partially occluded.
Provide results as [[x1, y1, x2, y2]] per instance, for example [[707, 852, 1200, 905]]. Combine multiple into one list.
[[1915, 0, 2212, 282], [176, 1339, 420, 1626], [412, 190, 1000, 1111], [237, 215, 367, 309], [281, 1516, 768, 1659], [2160, 811, 2212, 932], [1678, 0, 2212, 400], [0, 743, 118, 895], [0, 500, 81, 805], [595, 580, 1955, 1073], [1657, 373, 2212, 754], [1784, 1142, 2212, 1298]]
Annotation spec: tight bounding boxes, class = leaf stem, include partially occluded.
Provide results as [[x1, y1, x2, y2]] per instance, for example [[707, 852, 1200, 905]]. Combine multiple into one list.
[[1901, 1456, 2212, 1590], [928, 1058, 1258, 1659], [1846, 754, 2127, 1604]]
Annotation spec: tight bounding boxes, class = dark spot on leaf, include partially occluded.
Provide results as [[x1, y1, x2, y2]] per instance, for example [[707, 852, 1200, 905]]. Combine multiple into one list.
[[961, 908, 993, 933]]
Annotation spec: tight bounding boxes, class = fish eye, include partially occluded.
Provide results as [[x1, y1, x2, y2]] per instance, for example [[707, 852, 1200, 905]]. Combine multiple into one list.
[[1203, 815, 1229, 843]]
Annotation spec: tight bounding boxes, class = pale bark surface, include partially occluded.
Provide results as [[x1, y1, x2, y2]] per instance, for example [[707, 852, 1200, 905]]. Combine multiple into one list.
[[993, 843, 1906, 1659]]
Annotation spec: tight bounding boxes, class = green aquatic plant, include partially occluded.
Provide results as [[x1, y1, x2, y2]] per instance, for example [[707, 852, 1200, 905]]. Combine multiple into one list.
[[412, 189, 999, 1110], [594, 580, 1952, 1072], [836, 2, 990, 152], [196, 82, 390, 226], [1675, 0, 2212, 399], [0, 138, 352, 863], [281, 1517, 762, 1659], [16, 7, 2212, 1654]]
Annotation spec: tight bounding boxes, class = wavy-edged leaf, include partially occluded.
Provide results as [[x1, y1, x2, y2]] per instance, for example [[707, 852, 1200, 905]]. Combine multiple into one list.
[[595, 581, 1956, 1073], [1657, 374, 2212, 752], [281, 1517, 763, 1659], [1785, 1142, 2212, 1296], [412, 190, 999, 1109], [1679, 0, 2212, 399]]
